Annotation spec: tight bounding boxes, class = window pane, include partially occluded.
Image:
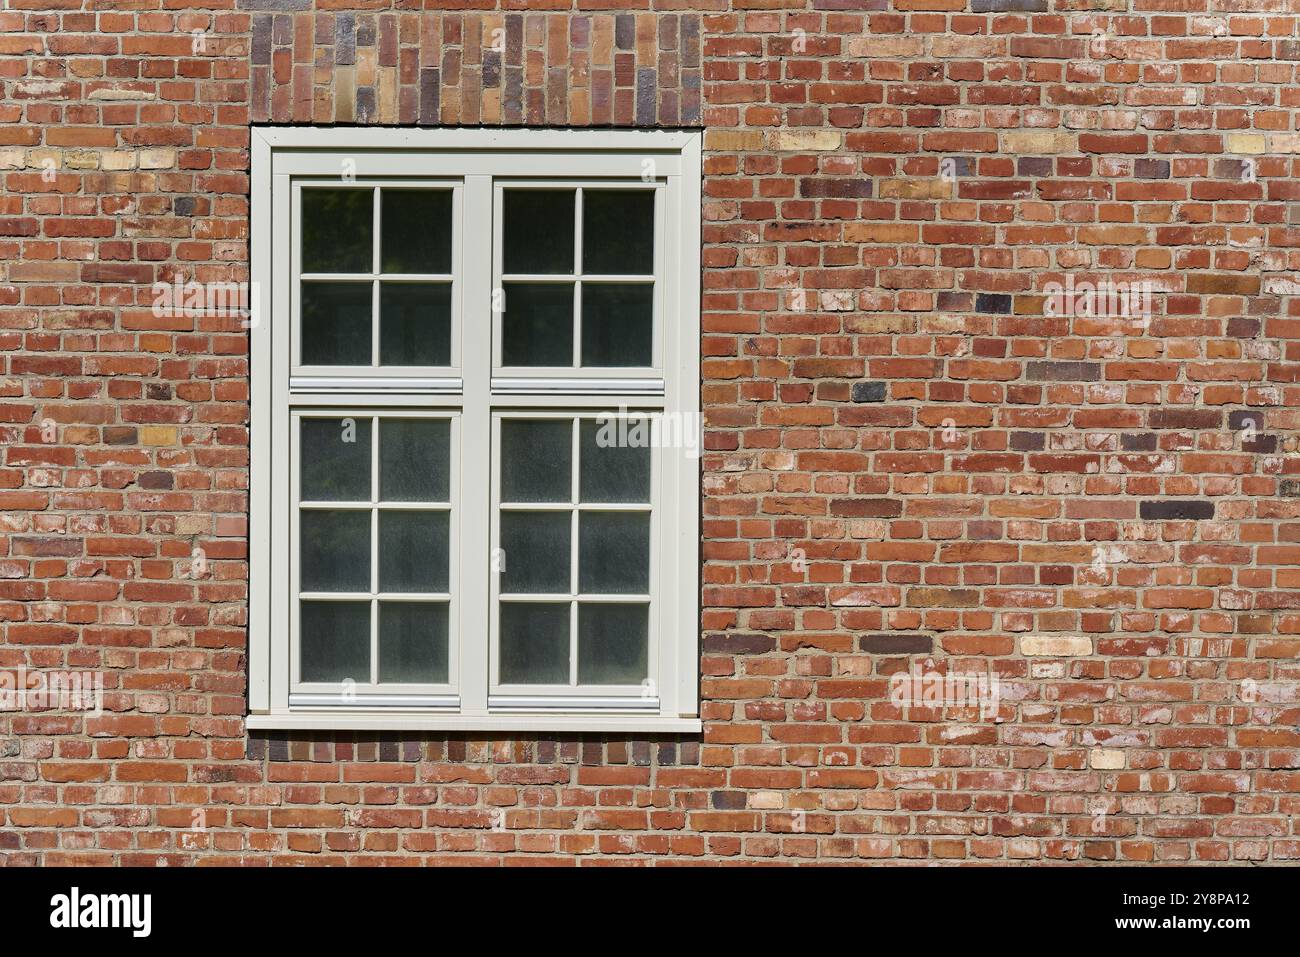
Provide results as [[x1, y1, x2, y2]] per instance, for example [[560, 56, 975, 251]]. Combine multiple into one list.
[[499, 603, 569, 684], [301, 417, 371, 502], [582, 190, 654, 275], [580, 419, 651, 503], [578, 603, 648, 685], [382, 190, 452, 274], [379, 282, 451, 366], [300, 510, 370, 592], [301, 281, 372, 366], [379, 511, 449, 593], [380, 419, 450, 503], [302, 188, 372, 274], [579, 512, 649, 594], [501, 419, 571, 503], [300, 600, 370, 683], [503, 189, 574, 274], [501, 282, 573, 367], [379, 601, 449, 683], [581, 282, 652, 367], [500, 512, 570, 594]]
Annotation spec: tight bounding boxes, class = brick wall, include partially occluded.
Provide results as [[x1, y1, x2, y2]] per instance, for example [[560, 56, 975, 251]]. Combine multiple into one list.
[[3, 0, 1300, 864]]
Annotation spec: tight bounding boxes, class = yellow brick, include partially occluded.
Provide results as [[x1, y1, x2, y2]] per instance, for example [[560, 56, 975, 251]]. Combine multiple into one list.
[[27, 149, 60, 170], [64, 150, 100, 171], [845, 36, 923, 58], [1090, 748, 1124, 770], [1020, 636, 1093, 656], [705, 130, 764, 152], [767, 130, 842, 152], [1003, 131, 1074, 154], [139, 426, 178, 446], [0, 150, 22, 169], [1227, 133, 1266, 154], [878, 178, 952, 200], [1268, 133, 1300, 154], [101, 151, 137, 171], [139, 149, 175, 170]]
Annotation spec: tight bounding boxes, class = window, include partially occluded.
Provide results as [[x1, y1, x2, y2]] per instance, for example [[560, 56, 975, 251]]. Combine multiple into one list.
[[248, 129, 701, 732]]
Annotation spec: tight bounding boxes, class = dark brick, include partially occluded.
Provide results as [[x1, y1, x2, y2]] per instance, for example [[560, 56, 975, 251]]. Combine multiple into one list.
[[237, 0, 309, 10], [852, 381, 887, 403], [137, 471, 174, 490], [1149, 408, 1222, 430], [1244, 435, 1277, 453], [336, 13, 355, 66], [103, 426, 137, 445], [1134, 158, 1170, 180], [636, 67, 656, 125], [711, 790, 747, 810], [975, 293, 1012, 314], [859, 633, 932, 654], [800, 178, 872, 198], [1228, 410, 1264, 430], [972, 0, 1046, 9], [1139, 500, 1215, 521], [944, 156, 972, 177], [702, 633, 775, 655], [1121, 433, 1157, 452], [1228, 317, 1260, 338], [830, 498, 903, 517], [1009, 431, 1045, 451], [483, 50, 501, 88], [1281, 480, 1300, 498], [1026, 361, 1101, 382], [1017, 156, 1052, 177]]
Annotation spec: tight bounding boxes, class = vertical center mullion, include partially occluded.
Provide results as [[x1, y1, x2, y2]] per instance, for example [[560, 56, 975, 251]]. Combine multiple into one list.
[[371, 414, 380, 686], [570, 415, 580, 687], [372, 185, 381, 368], [573, 187, 583, 369]]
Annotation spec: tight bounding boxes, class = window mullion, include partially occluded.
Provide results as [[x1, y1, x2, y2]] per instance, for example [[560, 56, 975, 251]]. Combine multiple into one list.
[[458, 174, 495, 716]]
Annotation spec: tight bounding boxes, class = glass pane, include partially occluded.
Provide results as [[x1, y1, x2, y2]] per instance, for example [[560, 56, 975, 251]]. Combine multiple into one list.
[[301, 281, 372, 366], [380, 419, 450, 503], [378, 601, 449, 684], [300, 510, 370, 592], [580, 283, 652, 367], [578, 603, 648, 685], [582, 190, 654, 275], [500, 511, 571, 594], [379, 282, 451, 366], [300, 600, 370, 683], [578, 512, 650, 594], [499, 602, 569, 684], [302, 188, 372, 274], [379, 511, 449, 593], [503, 189, 574, 274], [501, 282, 573, 367], [580, 419, 651, 503], [301, 417, 371, 502], [381, 190, 452, 274], [501, 419, 571, 503]]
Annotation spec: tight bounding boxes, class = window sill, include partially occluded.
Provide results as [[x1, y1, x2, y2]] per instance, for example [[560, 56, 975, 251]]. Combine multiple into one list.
[[246, 711, 703, 734]]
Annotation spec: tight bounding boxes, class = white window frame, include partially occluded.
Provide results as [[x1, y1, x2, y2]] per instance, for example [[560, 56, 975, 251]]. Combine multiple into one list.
[[248, 127, 702, 732]]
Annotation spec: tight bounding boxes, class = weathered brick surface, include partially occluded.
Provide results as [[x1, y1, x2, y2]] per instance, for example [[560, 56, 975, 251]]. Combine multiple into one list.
[[2, 0, 1300, 864]]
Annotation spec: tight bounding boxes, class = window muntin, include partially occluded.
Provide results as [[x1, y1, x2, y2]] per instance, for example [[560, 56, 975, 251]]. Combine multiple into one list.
[[250, 129, 701, 731]]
